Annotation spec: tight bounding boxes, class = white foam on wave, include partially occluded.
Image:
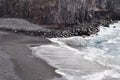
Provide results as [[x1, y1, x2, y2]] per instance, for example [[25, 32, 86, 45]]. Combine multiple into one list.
[[82, 69, 120, 80], [30, 21, 120, 80]]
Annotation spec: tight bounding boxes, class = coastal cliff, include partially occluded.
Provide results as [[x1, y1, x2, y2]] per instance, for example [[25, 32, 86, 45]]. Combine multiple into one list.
[[0, 0, 119, 38], [0, 0, 120, 25]]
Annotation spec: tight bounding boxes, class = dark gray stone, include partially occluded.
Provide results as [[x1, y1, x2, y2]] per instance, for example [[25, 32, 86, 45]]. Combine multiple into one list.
[[0, 0, 119, 25]]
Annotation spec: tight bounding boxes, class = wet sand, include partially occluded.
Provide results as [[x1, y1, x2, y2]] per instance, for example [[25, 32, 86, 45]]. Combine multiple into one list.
[[0, 31, 60, 80]]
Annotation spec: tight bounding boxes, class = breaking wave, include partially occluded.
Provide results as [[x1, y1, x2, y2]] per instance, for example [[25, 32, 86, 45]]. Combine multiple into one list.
[[30, 21, 120, 80]]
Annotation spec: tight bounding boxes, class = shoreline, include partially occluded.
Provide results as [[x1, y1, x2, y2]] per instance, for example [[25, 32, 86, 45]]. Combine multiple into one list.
[[0, 31, 61, 80]]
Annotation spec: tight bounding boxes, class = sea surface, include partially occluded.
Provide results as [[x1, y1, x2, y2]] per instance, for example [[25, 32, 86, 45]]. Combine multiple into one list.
[[31, 21, 120, 80]]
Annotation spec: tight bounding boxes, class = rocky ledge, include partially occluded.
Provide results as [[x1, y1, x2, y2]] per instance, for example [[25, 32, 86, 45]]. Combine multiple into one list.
[[0, 18, 113, 38]]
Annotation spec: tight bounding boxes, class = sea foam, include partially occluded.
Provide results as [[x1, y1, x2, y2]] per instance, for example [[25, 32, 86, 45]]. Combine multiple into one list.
[[30, 21, 120, 80]]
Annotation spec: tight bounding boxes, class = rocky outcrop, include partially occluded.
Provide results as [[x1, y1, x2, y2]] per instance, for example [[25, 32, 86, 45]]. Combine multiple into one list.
[[0, 18, 112, 38], [0, 0, 120, 25]]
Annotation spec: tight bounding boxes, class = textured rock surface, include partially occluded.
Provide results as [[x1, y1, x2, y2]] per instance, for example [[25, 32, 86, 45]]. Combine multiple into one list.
[[0, 18, 112, 38], [0, 0, 119, 25], [0, 18, 47, 31]]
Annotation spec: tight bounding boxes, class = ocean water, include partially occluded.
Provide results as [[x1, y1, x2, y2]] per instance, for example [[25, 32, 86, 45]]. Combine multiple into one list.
[[30, 21, 120, 80]]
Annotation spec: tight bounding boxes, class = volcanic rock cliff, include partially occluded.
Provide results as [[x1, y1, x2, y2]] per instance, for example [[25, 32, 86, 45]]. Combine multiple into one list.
[[0, 0, 120, 25]]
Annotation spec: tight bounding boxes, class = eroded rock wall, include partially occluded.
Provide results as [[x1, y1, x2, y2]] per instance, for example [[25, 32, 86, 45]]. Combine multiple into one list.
[[0, 0, 120, 25]]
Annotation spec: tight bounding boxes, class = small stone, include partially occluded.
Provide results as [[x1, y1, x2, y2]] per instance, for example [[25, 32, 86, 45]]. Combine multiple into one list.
[[113, 26, 116, 28]]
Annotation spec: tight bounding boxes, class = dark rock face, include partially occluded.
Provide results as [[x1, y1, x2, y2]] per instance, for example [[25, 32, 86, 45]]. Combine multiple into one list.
[[0, 0, 120, 25]]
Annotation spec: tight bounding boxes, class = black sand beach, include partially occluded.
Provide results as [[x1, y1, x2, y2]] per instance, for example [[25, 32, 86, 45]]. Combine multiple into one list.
[[0, 31, 60, 80]]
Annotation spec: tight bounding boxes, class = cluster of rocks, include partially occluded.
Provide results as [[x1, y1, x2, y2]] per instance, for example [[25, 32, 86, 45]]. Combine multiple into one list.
[[0, 19, 112, 38], [0, 0, 119, 38]]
